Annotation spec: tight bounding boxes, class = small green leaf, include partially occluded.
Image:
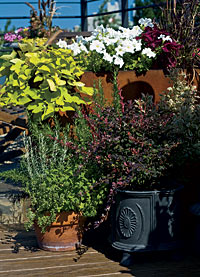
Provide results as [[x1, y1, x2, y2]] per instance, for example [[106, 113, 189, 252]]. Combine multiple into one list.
[[38, 65, 51, 72], [56, 96, 64, 105], [42, 103, 55, 120], [73, 81, 85, 87], [1, 51, 17, 61], [47, 79, 56, 91], [61, 105, 75, 112], [34, 75, 43, 82], [18, 95, 31, 105], [80, 86, 94, 96]]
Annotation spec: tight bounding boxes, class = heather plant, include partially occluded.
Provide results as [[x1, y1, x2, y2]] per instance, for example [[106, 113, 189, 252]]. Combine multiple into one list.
[[158, 71, 200, 166], [3, 27, 30, 43], [61, 72, 200, 226], [57, 84, 181, 226], [81, 95, 178, 191]]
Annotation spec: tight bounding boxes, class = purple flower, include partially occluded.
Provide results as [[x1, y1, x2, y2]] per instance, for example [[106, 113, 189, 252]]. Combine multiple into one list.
[[15, 28, 23, 34], [4, 33, 17, 42], [17, 35, 23, 41]]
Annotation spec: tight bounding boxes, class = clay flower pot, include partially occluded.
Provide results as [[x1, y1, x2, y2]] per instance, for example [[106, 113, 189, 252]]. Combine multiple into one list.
[[81, 70, 173, 103], [80, 69, 200, 104], [34, 211, 85, 251]]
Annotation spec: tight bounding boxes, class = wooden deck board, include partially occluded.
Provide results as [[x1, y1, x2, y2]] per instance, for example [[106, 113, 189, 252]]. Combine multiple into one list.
[[0, 225, 130, 276], [1, 225, 200, 276]]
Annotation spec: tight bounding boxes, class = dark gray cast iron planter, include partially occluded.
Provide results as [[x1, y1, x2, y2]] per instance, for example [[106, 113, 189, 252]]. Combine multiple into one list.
[[110, 185, 183, 255]]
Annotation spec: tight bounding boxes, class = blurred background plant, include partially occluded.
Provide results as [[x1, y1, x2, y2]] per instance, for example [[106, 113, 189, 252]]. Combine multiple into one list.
[[93, 0, 121, 30], [25, 0, 60, 38], [0, 20, 16, 47], [134, 0, 166, 24], [3, 27, 30, 44], [159, 0, 200, 70]]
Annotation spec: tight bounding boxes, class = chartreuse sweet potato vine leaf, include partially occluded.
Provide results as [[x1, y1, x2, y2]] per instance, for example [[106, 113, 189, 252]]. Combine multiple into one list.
[[0, 39, 94, 121]]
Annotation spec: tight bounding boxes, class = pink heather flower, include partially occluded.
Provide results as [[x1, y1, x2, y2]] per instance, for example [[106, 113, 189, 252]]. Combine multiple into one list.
[[4, 33, 17, 42], [17, 35, 23, 41], [15, 28, 23, 34]]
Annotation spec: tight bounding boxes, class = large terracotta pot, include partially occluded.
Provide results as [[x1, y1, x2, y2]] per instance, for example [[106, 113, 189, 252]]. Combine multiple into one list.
[[81, 69, 200, 103], [81, 70, 172, 103], [34, 211, 85, 251]]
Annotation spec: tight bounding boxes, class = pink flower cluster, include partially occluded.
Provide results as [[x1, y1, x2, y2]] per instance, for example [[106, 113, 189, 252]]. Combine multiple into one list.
[[4, 32, 22, 42], [4, 27, 29, 43]]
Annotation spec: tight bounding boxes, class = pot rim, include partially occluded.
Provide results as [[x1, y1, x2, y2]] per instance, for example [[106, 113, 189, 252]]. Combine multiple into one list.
[[117, 184, 184, 195]]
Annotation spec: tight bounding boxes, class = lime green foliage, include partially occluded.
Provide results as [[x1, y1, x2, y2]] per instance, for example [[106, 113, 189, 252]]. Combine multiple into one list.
[[0, 39, 94, 121]]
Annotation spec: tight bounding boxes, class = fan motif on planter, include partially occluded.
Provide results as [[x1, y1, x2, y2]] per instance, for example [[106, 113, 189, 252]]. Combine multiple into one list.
[[119, 207, 137, 238]]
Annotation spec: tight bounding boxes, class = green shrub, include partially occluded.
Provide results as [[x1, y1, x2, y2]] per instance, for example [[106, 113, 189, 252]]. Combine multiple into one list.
[[0, 39, 94, 121]]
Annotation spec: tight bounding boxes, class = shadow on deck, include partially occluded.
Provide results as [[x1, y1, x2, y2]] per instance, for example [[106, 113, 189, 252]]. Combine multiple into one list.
[[1, 222, 200, 277]]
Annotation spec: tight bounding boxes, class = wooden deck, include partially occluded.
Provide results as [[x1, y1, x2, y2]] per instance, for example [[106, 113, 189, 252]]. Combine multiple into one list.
[[1, 224, 200, 277]]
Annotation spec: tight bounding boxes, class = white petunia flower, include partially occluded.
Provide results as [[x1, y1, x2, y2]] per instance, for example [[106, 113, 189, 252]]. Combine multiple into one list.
[[96, 25, 105, 33], [119, 26, 132, 38], [92, 25, 105, 37], [105, 28, 119, 38], [116, 45, 126, 56], [158, 34, 172, 42], [123, 40, 135, 53], [102, 51, 113, 63], [104, 37, 118, 46], [90, 40, 105, 53], [102, 36, 116, 46], [113, 55, 124, 68], [79, 43, 88, 53], [76, 35, 84, 43], [67, 43, 81, 55], [130, 26, 143, 37], [138, 18, 154, 28], [85, 35, 96, 42], [142, 48, 156, 58], [57, 39, 68, 49], [132, 39, 142, 52]]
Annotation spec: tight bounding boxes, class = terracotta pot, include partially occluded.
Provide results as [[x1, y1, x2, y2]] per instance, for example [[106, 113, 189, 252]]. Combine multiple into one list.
[[80, 69, 200, 104], [34, 211, 85, 251], [81, 70, 172, 104]]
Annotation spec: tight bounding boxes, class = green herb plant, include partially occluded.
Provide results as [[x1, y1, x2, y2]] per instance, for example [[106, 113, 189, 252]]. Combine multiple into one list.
[[0, 117, 107, 233]]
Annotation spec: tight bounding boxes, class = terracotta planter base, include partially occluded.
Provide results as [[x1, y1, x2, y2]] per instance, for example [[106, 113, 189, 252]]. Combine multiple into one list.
[[34, 212, 85, 251]]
